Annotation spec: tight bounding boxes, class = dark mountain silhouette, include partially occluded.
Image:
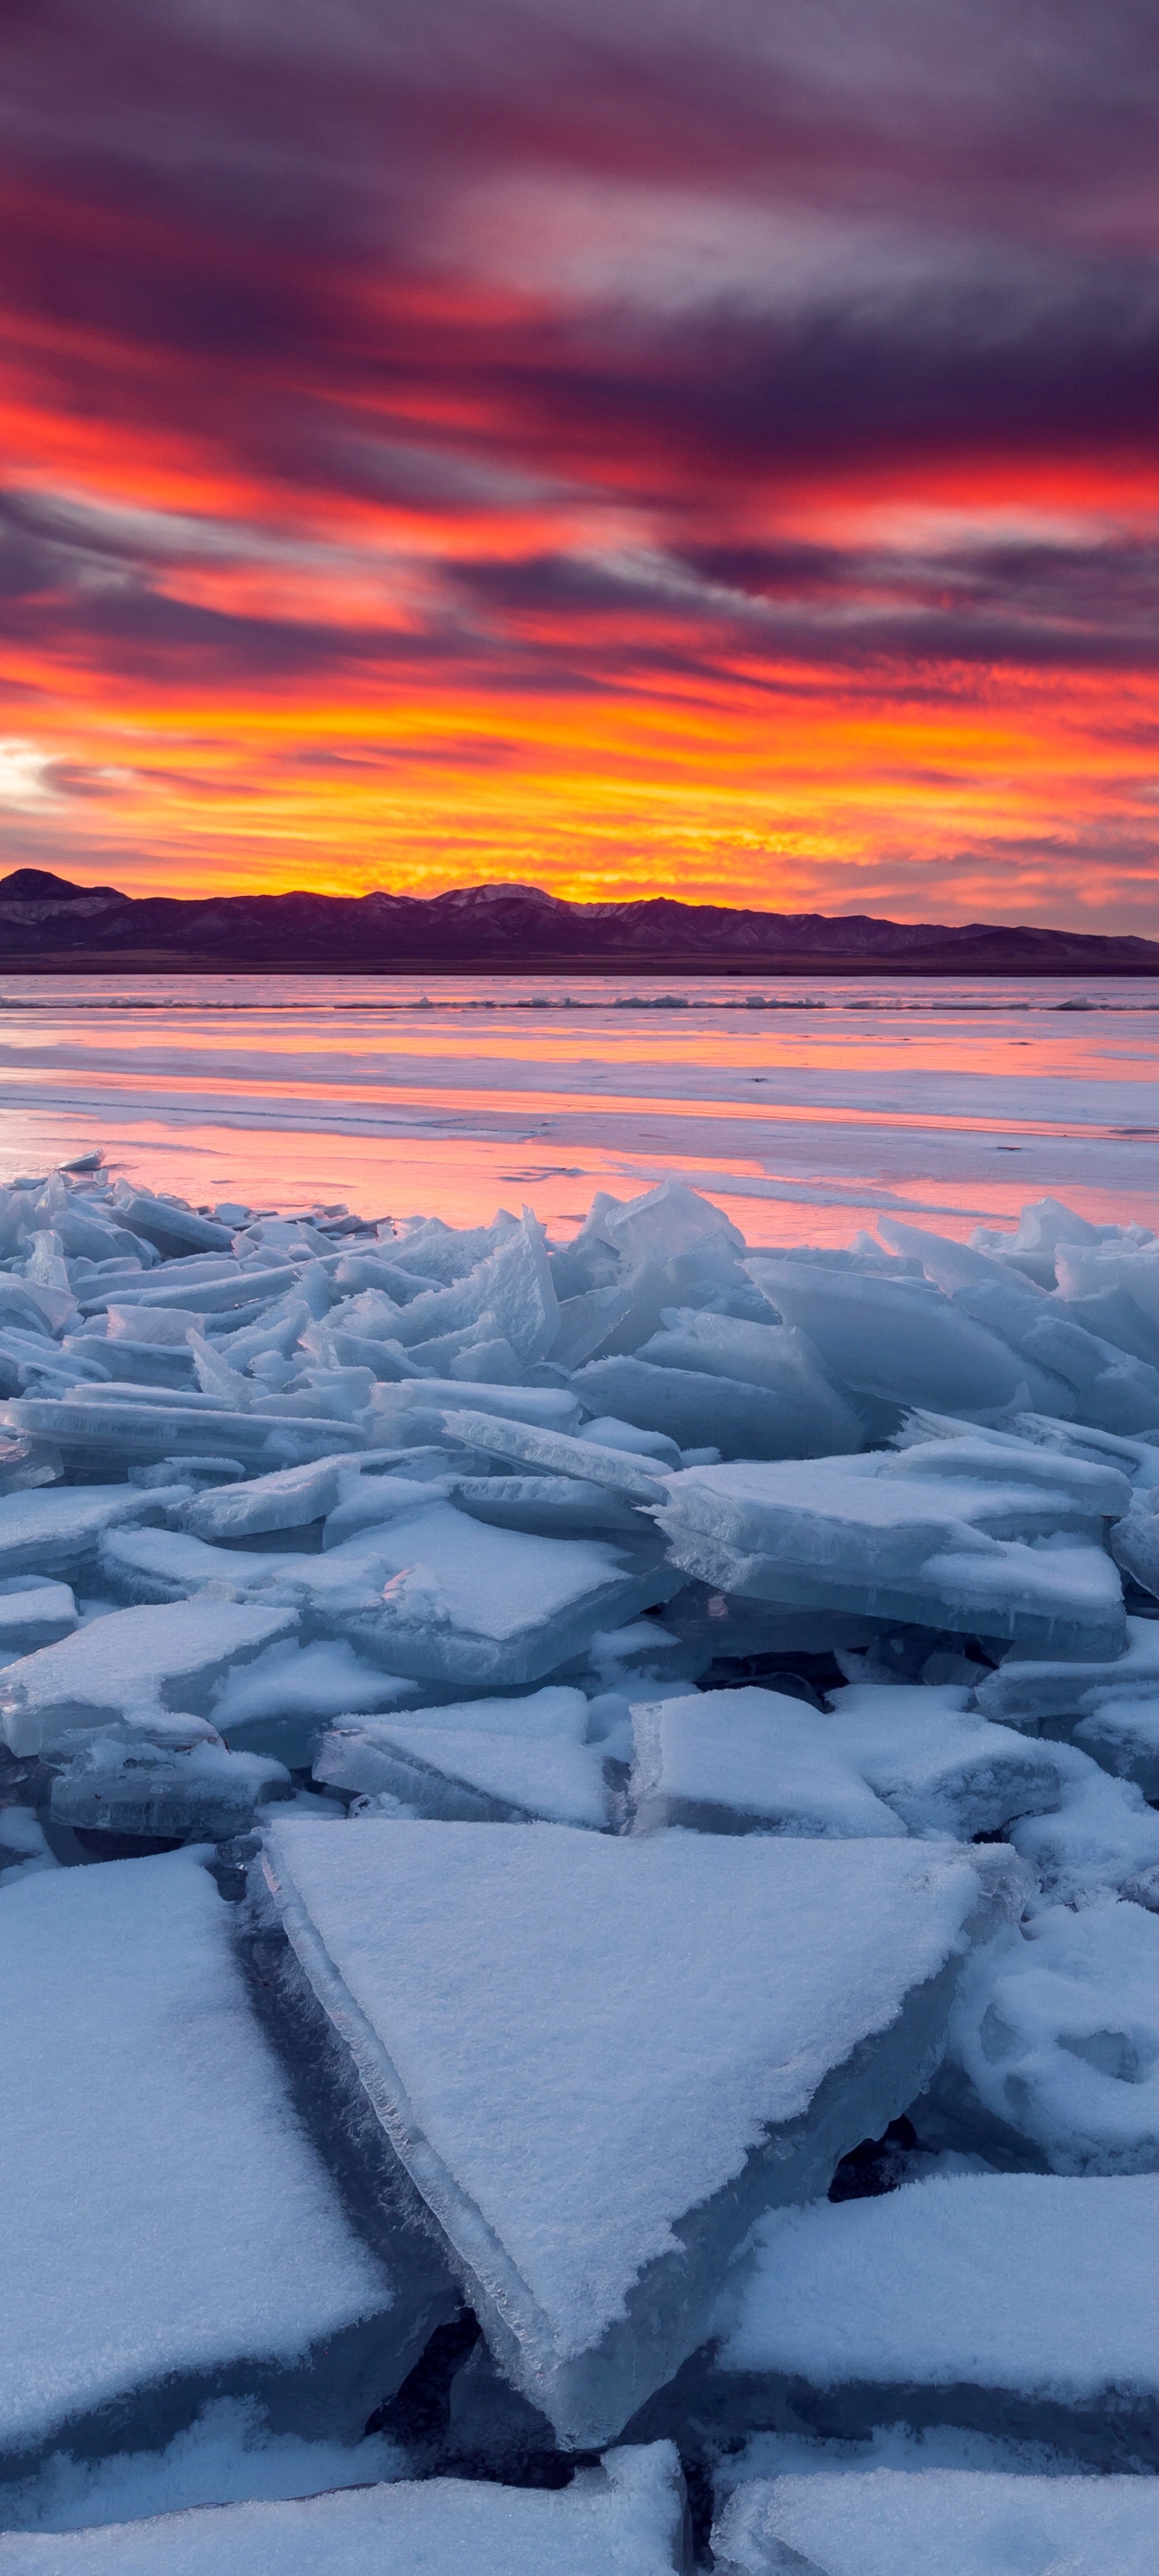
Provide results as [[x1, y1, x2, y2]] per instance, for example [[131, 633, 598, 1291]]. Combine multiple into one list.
[[1, 868, 1157, 976]]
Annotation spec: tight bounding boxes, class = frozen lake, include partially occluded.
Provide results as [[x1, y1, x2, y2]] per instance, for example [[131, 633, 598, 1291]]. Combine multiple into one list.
[[1, 972, 1157, 1242]]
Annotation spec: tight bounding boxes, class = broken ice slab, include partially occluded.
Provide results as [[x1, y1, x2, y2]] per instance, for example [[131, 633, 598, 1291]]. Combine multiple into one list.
[[262, 1818, 1018, 2446], [654, 1454, 1127, 1655], [0, 1851, 449, 2483], [369, 1379, 582, 1437], [328, 1723, 611, 1827], [629, 1688, 906, 1839], [712, 2171, 1159, 2466], [316, 1687, 593, 1794], [210, 1637, 418, 1766], [439, 1406, 670, 1500], [0, 1580, 76, 1656], [2, 1393, 370, 1471], [602, 1177, 745, 1268], [711, 2469, 1159, 2576], [0, 1484, 189, 1582], [0, 1600, 299, 1756], [976, 1617, 1159, 1794], [0, 2442, 690, 2575], [636, 1311, 862, 1456], [939, 1897, 1159, 2173], [571, 1356, 852, 1461], [747, 1255, 1054, 1414], [1109, 1495, 1159, 1600], [880, 1216, 1159, 1435], [180, 1451, 367, 1539], [820, 1682, 1065, 1838], [629, 1682, 1061, 1842], [101, 1505, 680, 1690], [450, 1473, 644, 1538], [49, 1726, 288, 1841]]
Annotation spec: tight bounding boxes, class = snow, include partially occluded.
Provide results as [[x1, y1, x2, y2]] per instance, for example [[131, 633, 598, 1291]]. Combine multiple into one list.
[[943, 1899, 1159, 2172], [1007, 1745, 1159, 1905], [0, 1852, 397, 2467], [0, 2444, 687, 2574], [0, 1601, 300, 1755], [712, 2469, 1159, 2576], [262, 1818, 1012, 2442], [719, 2171, 1159, 2402]]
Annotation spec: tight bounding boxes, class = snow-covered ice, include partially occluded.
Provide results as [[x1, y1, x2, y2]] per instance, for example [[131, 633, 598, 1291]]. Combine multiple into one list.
[[0, 2444, 688, 2574], [629, 1682, 1062, 1842], [262, 1817, 1014, 2445], [0, 1852, 435, 2478], [941, 1898, 1159, 2171], [0, 1602, 300, 1756], [324, 1722, 611, 1825], [711, 2469, 1159, 2576], [3, 1148, 1159, 2548], [716, 2171, 1159, 2461]]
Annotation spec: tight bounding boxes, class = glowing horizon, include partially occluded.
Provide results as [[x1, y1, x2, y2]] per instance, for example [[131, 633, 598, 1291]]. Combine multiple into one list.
[[2, 1, 1158, 933]]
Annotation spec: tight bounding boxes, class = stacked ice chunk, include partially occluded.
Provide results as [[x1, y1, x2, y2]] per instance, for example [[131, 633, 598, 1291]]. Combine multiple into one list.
[[652, 1439, 1128, 1653], [3, 1162, 1159, 2567]]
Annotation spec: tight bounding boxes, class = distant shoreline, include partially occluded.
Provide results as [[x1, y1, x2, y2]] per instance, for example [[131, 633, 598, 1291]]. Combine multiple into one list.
[[3, 955, 1159, 980]]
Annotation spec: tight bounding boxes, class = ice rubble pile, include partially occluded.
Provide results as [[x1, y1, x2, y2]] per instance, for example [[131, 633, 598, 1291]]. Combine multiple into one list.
[[5, 1168, 1159, 2566]]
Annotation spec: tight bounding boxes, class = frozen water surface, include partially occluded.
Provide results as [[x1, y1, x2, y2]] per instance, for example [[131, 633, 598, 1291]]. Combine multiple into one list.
[[0, 1089, 1157, 2549], [1, 973, 1157, 1241]]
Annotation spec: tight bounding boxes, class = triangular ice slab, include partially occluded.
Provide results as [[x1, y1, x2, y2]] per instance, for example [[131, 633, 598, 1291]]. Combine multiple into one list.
[[262, 1818, 1017, 2446]]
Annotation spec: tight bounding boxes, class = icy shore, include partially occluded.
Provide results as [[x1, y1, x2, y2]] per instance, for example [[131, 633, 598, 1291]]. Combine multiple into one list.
[[2, 1158, 1159, 2568]]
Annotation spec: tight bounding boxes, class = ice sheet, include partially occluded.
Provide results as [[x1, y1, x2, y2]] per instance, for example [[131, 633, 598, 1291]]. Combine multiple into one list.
[[330, 1724, 611, 1826], [0, 1852, 396, 2468], [0, 1601, 300, 1755], [719, 2171, 1159, 2407], [262, 1818, 1011, 2441], [654, 1454, 1126, 1653]]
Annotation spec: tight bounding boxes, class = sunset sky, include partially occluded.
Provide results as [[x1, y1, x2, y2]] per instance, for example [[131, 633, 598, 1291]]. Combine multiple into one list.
[[2, 0, 1158, 927]]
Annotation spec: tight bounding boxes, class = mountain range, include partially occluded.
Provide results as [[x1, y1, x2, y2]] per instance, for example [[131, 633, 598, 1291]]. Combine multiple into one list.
[[1, 869, 1157, 976]]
